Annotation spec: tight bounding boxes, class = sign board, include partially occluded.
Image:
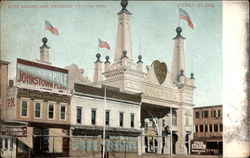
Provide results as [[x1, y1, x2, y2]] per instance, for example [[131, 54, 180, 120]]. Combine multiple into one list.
[[3, 127, 27, 137], [16, 58, 68, 93], [191, 140, 207, 153]]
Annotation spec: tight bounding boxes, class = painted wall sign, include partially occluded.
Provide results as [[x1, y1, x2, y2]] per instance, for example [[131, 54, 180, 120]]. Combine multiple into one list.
[[17, 88, 70, 104], [16, 58, 68, 92]]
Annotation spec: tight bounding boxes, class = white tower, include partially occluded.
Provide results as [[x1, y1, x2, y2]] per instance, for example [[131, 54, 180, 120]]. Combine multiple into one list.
[[171, 27, 186, 84], [114, 0, 133, 62], [38, 37, 52, 65]]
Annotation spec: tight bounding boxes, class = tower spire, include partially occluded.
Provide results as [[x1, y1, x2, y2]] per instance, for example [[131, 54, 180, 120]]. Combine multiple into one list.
[[171, 27, 186, 84], [114, 0, 133, 63]]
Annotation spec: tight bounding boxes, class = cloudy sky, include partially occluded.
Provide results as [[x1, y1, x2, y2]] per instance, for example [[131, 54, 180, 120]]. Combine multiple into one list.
[[0, 1, 222, 107]]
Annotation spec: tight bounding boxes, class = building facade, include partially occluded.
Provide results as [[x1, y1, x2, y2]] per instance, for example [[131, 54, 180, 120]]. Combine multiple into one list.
[[192, 105, 223, 155], [69, 83, 141, 157]]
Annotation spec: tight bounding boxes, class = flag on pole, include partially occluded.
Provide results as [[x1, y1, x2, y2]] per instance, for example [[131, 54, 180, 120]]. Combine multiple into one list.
[[179, 8, 195, 30], [45, 20, 59, 36], [98, 38, 110, 50]]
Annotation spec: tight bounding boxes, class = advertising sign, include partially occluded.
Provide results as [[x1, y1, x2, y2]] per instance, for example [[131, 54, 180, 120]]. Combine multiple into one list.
[[16, 58, 68, 92], [3, 127, 27, 137], [191, 140, 207, 153]]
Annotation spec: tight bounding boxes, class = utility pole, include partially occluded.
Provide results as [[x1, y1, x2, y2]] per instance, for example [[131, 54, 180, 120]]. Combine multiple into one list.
[[170, 107, 172, 158], [102, 86, 107, 158]]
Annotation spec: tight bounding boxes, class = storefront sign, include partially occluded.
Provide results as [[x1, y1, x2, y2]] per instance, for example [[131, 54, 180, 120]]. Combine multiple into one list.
[[4, 127, 27, 137], [16, 58, 68, 92], [17, 88, 70, 104], [191, 140, 206, 153]]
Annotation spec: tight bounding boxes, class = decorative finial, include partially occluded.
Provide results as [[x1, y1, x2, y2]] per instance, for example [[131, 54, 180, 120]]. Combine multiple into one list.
[[40, 37, 50, 48], [120, 0, 128, 11], [190, 73, 195, 79], [105, 55, 110, 63], [95, 53, 102, 63], [180, 70, 185, 76], [137, 55, 143, 63], [173, 27, 185, 40], [121, 50, 128, 59]]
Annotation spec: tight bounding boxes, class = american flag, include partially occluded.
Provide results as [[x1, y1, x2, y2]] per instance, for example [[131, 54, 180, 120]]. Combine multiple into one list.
[[179, 8, 195, 30], [45, 20, 59, 36], [98, 38, 110, 50]]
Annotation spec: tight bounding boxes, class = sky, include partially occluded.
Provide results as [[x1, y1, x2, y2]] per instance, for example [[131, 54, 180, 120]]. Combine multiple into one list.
[[0, 1, 222, 107]]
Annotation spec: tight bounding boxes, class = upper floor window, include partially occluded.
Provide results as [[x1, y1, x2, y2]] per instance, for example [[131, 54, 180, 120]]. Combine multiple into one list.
[[91, 109, 96, 125], [200, 125, 203, 132], [195, 125, 198, 132], [204, 111, 208, 118], [219, 124, 223, 132], [76, 107, 82, 124], [119, 112, 124, 127], [21, 100, 28, 117], [218, 110, 221, 117], [105, 111, 110, 126], [195, 111, 199, 119], [48, 104, 54, 119], [210, 124, 213, 132], [214, 124, 218, 132], [205, 124, 208, 132], [60, 105, 66, 120], [34, 102, 41, 118], [130, 113, 135, 128]]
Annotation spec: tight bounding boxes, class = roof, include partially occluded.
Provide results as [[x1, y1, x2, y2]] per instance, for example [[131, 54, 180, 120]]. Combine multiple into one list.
[[194, 105, 222, 109], [0, 60, 10, 65], [74, 83, 141, 103]]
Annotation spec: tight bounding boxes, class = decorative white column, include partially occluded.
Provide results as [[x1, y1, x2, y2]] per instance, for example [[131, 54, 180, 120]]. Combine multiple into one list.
[[114, 0, 133, 62], [93, 53, 103, 83], [38, 37, 52, 65], [171, 27, 186, 84]]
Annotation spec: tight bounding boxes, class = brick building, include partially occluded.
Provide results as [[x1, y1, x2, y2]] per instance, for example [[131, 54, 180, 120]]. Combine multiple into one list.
[[192, 105, 223, 155]]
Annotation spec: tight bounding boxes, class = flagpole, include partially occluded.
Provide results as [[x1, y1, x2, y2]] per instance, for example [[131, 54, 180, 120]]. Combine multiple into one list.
[[102, 86, 107, 158], [178, 8, 180, 27], [44, 19, 46, 37]]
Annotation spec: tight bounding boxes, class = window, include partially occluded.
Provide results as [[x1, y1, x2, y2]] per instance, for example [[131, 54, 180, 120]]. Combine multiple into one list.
[[210, 124, 213, 132], [21, 100, 28, 117], [60, 106, 66, 120], [91, 109, 96, 125], [105, 111, 110, 126], [195, 112, 199, 118], [214, 124, 218, 132], [195, 125, 198, 132], [218, 110, 221, 117], [119, 112, 124, 127], [214, 110, 217, 117], [76, 107, 82, 124], [204, 111, 208, 118], [34, 102, 41, 118], [48, 104, 54, 119], [211, 110, 214, 118], [130, 114, 135, 128], [200, 125, 203, 132], [205, 124, 208, 132], [220, 124, 223, 132]]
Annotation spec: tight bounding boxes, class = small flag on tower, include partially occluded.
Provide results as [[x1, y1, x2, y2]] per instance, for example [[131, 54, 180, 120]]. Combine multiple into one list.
[[179, 8, 195, 30], [45, 20, 59, 36], [98, 38, 110, 50]]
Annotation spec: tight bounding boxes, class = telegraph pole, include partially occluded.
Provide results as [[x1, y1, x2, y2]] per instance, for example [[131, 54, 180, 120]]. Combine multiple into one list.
[[102, 86, 107, 158]]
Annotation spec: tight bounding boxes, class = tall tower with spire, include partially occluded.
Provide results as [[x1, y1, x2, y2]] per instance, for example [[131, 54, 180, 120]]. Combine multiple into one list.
[[171, 27, 186, 84], [93, 0, 144, 93], [114, 0, 133, 62]]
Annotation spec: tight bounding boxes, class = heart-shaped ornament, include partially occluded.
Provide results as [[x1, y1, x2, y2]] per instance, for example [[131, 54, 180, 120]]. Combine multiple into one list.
[[153, 60, 167, 85]]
